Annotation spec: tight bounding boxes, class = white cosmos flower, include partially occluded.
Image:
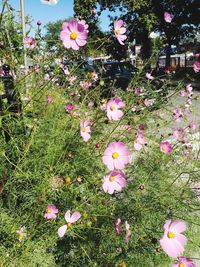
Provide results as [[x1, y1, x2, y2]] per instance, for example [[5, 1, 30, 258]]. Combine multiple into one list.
[[40, 0, 59, 5]]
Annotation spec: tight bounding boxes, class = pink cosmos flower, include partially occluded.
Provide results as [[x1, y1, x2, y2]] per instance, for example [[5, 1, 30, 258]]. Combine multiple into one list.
[[125, 221, 131, 243], [115, 218, 122, 235], [58, 210, 81, 237], [164, 12, 173, 23], [46, 96, 53, 104], [78, 20, 89, 32], [160, 141, 173, 154], [194, 61, 200, 73], [145, 72, 154, 80], [160, 219, 187, 258], [60, 19, 88, 50], [44, 204, 58, 220], [172, 257, 196, 267], [65, 103, 75, 113], [102, 142, 130, 170], [106, 98, 125, 121], [103, 171, 127, 194], [80, 120, 91, 142], [23, 37, 37, 49], [114, 20, 127, 45], [134, 132, 146, 151]]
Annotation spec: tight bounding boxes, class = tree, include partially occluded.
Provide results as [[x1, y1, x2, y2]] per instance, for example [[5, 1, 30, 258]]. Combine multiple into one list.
[[74, 0, 200, 66]]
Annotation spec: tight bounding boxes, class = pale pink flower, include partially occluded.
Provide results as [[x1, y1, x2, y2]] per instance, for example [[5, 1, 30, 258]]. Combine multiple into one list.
[[184, 108, 191, 117], [46, 96, 53, 104], [186, 84, 193, 95], [80, 120, 91, 142], [102, 171, 127, 194], [34, 64, 40, 73], [131, 105, 137, 112], [160, 219, 187, 258], [68, 75, 77, 85], [37, 20, 42, 26], [145, 72, 154, 80], [44, 73, 50, 81], [173, 128, 189, 143], [160, 141, 173, 154], [106, 98, 125, 121], [144, 98, 154, 106], [58, 210, 81, 237], [44, 204, 58, 220], [125, 221, 131, 243], [91, 8, 97, 15], [60, 19, 88, 50], [91, 71, 98, 81], [189, 120, 196, 132], [102, 142, 130, 170], [115, 218, 122, 235], [134, 132, 146, 151], [172, 257, 196, 267], [173, 108, 183, 122], [134, 86, 144, 95], [23, 37, 37, 49], [16, 226, 27, 242], [164, 12, 173, 23], [114, 20, 127, 45], [80, 80, 92, 90], [179, 89, 185, 97]]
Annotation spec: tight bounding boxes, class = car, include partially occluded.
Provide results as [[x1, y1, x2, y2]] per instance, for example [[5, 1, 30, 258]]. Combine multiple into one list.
[[97, 61, 137, 90]]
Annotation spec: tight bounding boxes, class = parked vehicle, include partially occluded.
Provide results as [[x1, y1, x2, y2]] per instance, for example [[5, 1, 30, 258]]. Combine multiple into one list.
[[98, 61, 138, 90]]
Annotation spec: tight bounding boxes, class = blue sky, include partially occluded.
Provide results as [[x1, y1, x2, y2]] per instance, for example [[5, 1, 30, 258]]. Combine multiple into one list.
[[7, 0, 119, 32]]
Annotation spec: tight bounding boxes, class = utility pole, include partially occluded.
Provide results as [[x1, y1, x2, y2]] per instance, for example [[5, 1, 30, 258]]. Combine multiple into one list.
[[20, 0, 28, 72]]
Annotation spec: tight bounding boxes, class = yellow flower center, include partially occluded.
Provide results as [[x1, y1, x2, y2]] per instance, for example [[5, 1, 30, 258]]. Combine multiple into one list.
[[135, 138, 139, 143], [179, 263, 185, 267], [109, 175, 115, 182], [101, 99, 107, 104], [112, 152, 119, 159], [162, 145, 167, 151], [67, 223, 72, 228], [82, 127, 87, 132], [167, 231, 175, 238], [65, 177, 71, 184], [115, 29, 120, 35], [110, 105, 115, 111], [70, 32, 77, 40], [47, 209, 52, 213]]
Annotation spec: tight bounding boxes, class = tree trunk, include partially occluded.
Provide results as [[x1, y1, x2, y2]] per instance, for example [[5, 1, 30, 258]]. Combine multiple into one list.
[[165, 40, 171, 68]]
